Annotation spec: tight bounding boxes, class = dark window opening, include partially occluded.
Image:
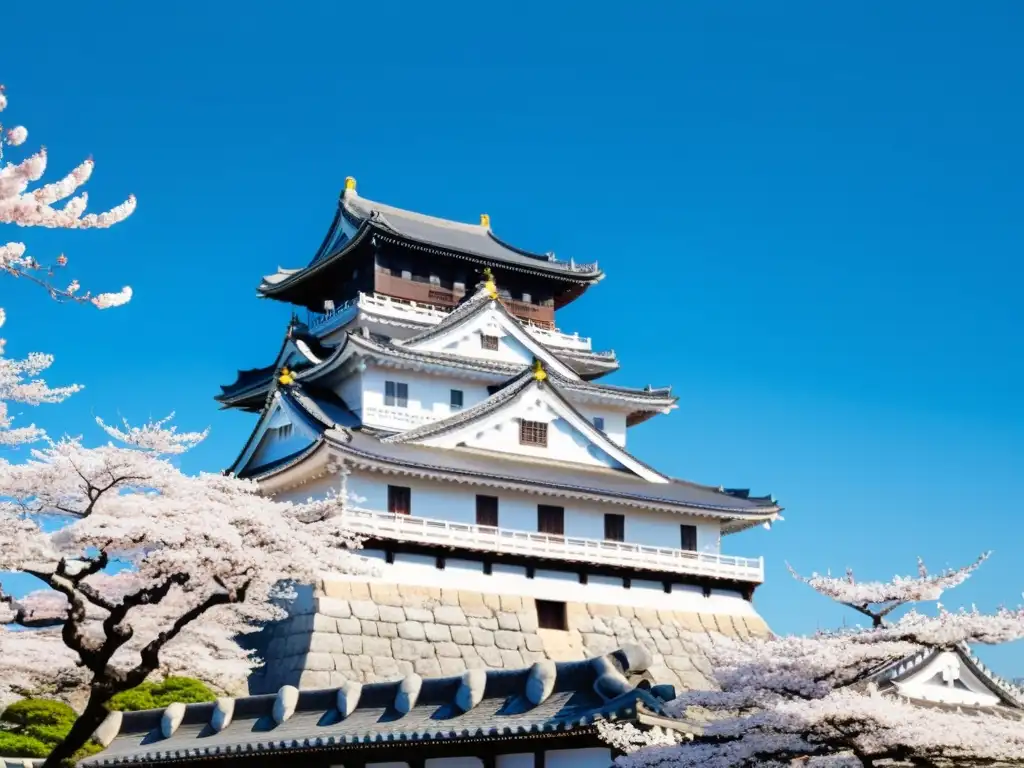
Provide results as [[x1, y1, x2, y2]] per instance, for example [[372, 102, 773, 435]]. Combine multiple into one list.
[[384, 381, 408, 408], [538, 505, 564, 536], [476, 495, 499, 528], [480, 334, 499, 351], [593, 416, 605, 432], [388, 485, 411, 515], [536, 599, 568, 631], [680, 524, 698, 552], [520, 420, 548, 447], [604, 513, 625, 542], [450, 389, 464, 411]]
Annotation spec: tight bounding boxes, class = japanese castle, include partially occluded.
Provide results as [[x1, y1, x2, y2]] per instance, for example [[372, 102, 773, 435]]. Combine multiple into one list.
[[218, 177, 783, 700]]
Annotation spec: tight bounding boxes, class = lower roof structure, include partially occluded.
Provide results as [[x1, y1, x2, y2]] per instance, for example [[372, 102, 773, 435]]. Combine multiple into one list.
[[80, 646, 686, 767]]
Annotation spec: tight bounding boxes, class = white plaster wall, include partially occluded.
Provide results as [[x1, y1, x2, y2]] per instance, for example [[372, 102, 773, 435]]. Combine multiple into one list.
[[324, 557, 757, 617], [356, 366, 493, 431], [408, 307, 536, 367], [336, 375, 364, 417], [343, 471, 722, 554], [419, 386, 628, 471], [577, 407, 627, 447]]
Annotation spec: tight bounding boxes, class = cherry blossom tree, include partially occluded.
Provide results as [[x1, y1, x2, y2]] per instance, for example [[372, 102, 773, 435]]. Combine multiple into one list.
[[0, 83, 367, 767], [1, 82, 134, 449], [1, 418, 365, 767], [605, 555, 1024, 767]]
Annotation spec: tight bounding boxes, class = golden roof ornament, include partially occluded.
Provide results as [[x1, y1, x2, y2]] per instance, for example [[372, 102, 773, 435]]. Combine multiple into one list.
[[479, 213, 490, 228], [278, 367, 295, 386], [532, 359, 547, 382], [482, 267, 498, 299], [344, 176, 357, 192]]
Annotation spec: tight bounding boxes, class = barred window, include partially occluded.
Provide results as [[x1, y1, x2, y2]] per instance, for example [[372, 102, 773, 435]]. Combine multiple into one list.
[[480, 334, 499, 351], [520, 420, 548, 447], [385, 381, 408, 408]]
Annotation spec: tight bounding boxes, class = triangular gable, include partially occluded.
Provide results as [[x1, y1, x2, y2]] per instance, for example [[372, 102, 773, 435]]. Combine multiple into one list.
[[385, 370, 668, 483], [227, 390, 327, 477], [888, 646, 1020, 709], [397, 290, 580, 381]]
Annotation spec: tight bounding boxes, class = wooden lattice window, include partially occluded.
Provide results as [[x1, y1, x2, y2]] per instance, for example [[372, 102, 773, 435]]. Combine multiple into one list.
[[520, 420, 548, 447], [480, 334, 499, 351], [537, 505, 564, 536]]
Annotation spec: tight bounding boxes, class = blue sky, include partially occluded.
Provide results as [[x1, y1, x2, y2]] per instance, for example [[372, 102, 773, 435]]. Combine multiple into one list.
[[3, 2, 1022, 673]]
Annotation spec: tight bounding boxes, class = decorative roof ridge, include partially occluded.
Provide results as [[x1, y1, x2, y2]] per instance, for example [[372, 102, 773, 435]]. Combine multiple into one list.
[[393, 285, 495, 347], [343, 188, 488, 235], [394, 287, 582, 381], [80, 647, 668, 767], [380, 361, 671, 484]]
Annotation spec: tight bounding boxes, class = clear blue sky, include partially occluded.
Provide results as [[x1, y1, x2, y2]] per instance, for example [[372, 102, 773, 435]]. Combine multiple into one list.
[[3, 2, 1022, 674]]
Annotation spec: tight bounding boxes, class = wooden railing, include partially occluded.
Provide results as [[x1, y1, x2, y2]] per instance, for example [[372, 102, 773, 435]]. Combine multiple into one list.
[[374, 272, 556, 328], [342, 507, 765, 583]]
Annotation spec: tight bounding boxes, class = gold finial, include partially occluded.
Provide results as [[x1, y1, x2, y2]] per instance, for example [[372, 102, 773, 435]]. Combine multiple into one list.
[[532, 359, 547, 382], [481, 267, 498, 299], [278, 367, 295, 386], [344, 176, 357, 192], [480, 213, 490, 228]]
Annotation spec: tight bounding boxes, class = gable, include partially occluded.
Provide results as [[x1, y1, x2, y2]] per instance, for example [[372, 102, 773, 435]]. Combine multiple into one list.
[[892, 650, 1003, 708], [401, 302, 579, 379], [407, 382, 667, 482], [234, 397, 320, 474]]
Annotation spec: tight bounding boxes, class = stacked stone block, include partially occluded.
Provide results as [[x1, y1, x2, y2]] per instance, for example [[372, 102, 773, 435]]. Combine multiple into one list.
[[251, 579, 770, 695]]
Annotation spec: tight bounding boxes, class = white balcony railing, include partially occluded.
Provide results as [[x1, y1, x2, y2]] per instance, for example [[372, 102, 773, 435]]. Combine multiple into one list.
[[342, 507, 765, 583], [306, 293, 593, 352]]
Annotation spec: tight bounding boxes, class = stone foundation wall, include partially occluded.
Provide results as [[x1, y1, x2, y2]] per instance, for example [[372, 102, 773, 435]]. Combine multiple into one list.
[[250, 579, 770, 695]]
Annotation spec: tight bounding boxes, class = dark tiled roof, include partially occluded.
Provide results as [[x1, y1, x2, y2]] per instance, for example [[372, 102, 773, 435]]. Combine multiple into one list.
[[343, 191, 602, 279], [258, 189, 603, 300], [236, 382, 779, 527], [81, 648, 674, 767]]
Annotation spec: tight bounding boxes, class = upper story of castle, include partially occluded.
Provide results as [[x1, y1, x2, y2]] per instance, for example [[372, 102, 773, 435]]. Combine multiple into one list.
[[258, 177, 603, 331]]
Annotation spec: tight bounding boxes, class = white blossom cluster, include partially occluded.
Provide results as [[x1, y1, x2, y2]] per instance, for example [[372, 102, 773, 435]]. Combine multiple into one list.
[[610, 557, 1024, 767], [0, 418, 365, 711], [0, 83, 134, 308]]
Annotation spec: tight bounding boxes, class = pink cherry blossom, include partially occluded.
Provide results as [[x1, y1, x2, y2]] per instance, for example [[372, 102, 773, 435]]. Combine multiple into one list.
[[5, 126, 27, 146], [0, 85, 134, 310], [609, 555, 1024, 767]]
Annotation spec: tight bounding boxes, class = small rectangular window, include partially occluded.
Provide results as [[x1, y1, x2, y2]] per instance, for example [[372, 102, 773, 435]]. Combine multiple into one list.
[[680, 524, 698, 552], [385, 381, 408, 408], [522, 292, 532, 303], [520, 420, 548, 447], [480, 334, 499, 351], [450, 389, 464, 411], [604, 513, 625, 542], [388, 485, 411, 515], [476, 495, 499, 528], [536, 599, 568, 631], [593, 416, 605, 432], [538, 505, 564, 536]]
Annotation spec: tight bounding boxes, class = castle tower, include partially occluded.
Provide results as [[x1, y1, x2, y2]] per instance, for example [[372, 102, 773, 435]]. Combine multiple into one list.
[[219, 178, 781, 694]]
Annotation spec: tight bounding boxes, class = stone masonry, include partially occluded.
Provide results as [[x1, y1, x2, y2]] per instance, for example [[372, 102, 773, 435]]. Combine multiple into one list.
[[249, 580, 770, 695]]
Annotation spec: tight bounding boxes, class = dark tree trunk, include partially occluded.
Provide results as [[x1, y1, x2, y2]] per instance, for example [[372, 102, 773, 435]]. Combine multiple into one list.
[[41, 692, 111, 768]]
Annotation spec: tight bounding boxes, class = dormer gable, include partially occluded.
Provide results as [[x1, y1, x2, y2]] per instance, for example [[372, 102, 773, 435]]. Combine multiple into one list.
[[396, 290, 580, 380], [384, 367, 669, 483], [877, 645, 1024, 710]]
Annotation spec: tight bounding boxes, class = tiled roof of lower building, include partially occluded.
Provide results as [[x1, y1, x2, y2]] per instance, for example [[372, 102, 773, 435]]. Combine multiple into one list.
[[80, 647, 682, 767]]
